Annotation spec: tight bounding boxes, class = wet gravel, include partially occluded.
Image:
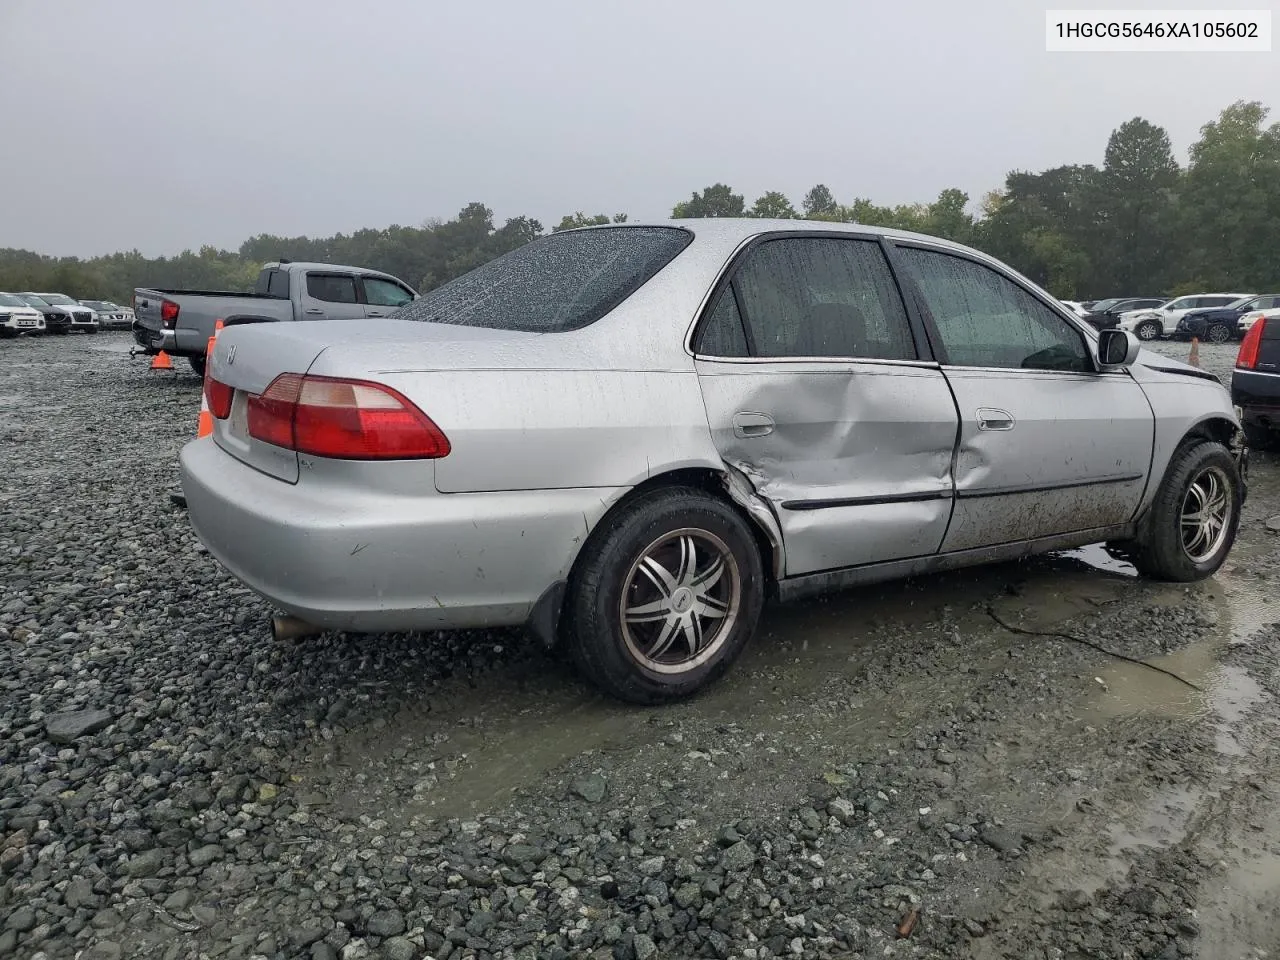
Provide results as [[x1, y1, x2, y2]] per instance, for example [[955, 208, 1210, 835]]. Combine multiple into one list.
[[1, 333, 1278, 960]]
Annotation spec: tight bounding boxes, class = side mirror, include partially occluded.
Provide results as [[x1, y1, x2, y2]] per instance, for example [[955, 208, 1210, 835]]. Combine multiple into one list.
[[1098, 329, 1140, 368]]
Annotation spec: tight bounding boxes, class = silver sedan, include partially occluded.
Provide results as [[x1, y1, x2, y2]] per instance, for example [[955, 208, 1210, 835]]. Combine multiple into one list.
[[181, 220, 1248, 703]]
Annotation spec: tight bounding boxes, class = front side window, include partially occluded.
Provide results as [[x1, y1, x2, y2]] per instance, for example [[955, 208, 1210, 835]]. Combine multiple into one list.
[[395, 226, 691, 333], [716, 237, 914, 360], [898, 247, 1091, 372], [364, 277, 415, 308], [306, 274, 357, 304]]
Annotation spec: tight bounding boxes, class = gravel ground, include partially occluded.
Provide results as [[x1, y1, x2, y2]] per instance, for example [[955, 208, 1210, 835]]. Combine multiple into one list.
[[2, 333, 1278, 960]]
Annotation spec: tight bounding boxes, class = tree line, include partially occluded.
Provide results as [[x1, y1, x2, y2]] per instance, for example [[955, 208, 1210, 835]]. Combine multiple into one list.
[[1, 99, 1277, 305]]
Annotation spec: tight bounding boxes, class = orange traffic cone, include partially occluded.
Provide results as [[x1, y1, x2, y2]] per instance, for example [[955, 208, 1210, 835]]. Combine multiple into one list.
[[150, 350, 174, 371], [1188, 336, 1200, 368], [196, 321, 224, 439]]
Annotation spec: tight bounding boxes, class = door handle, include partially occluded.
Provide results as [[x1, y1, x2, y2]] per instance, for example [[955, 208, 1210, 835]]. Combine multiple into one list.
[[732, 411, 775, 438], [366, 311, 385, 317], [977, 407, 1015, 431], [304, 308, 325, 316]]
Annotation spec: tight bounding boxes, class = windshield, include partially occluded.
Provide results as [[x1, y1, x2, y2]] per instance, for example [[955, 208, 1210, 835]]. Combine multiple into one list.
[[0, 293, 28, 307], [1162, 297, 1192, 310], [1228, 296, 1256, 310], [394, 226, 693, 333], [39, 294, 80, 305], [18, 295, 49, 307], [1090, 298, 1121, 312]]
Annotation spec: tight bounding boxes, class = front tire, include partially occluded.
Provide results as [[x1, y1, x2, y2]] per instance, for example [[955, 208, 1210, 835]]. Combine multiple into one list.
[[565, 487, 765, 704], [1136, 320, 1162, 341], [1206, 323, 1231, 344], [1129, 440, 1242, 582]]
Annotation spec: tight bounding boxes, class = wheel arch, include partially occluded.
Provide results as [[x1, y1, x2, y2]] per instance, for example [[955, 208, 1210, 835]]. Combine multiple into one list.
[[525, 465, 784, 649]]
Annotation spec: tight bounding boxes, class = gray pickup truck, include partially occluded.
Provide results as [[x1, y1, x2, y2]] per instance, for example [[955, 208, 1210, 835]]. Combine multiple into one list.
[[133, 260, 418, 375]]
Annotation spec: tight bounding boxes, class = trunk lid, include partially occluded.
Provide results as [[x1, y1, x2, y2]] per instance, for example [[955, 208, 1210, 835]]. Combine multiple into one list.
[[206, 323, 335, 483]]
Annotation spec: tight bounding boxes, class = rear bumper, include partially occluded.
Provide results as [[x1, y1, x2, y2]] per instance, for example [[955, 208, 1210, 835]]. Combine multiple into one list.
[[179, 436, 620, 633], [1232, 368, 1280, 427], [132, 322, 176, 353]]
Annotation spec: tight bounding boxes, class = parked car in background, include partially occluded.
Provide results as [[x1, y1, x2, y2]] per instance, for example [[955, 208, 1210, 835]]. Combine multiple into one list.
[[21, 292, 97, 333], [14, 294, 71, 334], [1082, 297, 1166, 331], [1176, 295, 1280, 343], [1059, 300, 1089, 317], [1232, 314, 1280, 449], [1118, 294, 1254, 341], [181, 219, 1247, 703], [1238, 303, 1280, 336], [134, 260, 419, 375], [0, 292, 46, 337], [80, 299, 134, 330]]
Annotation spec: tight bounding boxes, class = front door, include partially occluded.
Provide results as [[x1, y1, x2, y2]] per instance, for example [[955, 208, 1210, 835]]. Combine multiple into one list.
[[892, 243, 1155, 552], [301, 272, 365, 321], [693, 235, 961, 577], [360, 275, 417, 318]]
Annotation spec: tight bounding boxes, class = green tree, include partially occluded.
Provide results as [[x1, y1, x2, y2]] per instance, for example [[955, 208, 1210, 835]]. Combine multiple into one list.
[[554, 212, 611, 232], [926, 189, 974, 243], [1181, 100, 1280, 289], [672, 184, 745, 218], [1093, 118, 1181, 293], [802, 184, 838, 218], [749, 191, 798, 219]]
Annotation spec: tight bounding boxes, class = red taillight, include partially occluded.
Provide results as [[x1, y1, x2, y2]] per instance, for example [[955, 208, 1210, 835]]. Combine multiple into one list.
[[1237, 317, 1266, 370], [160, 299, 180, 327], [246, 374, 450, 460], [204, 376, 233, 420]]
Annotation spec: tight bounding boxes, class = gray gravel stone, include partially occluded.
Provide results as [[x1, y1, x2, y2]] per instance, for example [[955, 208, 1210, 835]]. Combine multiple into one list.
[[571, 773, 607, 803], [45, 708, 115, 744], [366, 910, 406, 938]]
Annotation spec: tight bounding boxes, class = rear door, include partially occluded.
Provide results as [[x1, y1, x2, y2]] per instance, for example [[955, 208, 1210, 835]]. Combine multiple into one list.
[[893, 243, 1155, 552], [693, 233, 961, 577], [359, 275, 417, 318], [300, 272, 364, 321]]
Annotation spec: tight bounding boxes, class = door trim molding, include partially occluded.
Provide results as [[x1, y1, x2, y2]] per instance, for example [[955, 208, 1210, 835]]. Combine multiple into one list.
[[781, 490, 951, 511], [956, 472, 1145, 501]]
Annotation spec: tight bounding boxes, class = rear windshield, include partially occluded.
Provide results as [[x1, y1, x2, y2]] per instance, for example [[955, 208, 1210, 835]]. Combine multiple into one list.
[[394, 226, 692, 333]]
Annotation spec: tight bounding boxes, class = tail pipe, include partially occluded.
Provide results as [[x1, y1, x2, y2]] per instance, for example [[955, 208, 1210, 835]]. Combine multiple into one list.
[[271, 615, 325, 642]]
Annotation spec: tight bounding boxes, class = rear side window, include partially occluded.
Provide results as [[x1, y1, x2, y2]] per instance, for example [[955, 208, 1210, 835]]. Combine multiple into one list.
[[265, 270, 290, 298], [697, 290, 750, 357], [725, 238, 916, 360], [307, 274, 357, 304], [395, 226, 692, 333]]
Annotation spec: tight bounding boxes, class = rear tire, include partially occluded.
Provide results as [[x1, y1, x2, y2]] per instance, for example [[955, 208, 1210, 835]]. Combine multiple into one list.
[[188, 356, 206, 377], [1129, 440, 1242, 582], [1136, 320, 1162, 341], [565, 487, 765, 704]]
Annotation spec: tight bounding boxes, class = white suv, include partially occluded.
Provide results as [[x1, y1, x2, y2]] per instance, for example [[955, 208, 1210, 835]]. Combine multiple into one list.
[[1117, 293, 1254, 341], [0, 292, 46, 337]]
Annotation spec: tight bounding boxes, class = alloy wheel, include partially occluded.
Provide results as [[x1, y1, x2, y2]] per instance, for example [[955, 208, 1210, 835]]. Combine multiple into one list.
[[1180, 465, 1233, 564], [619, 528, 742, 675], [1207, 324, 1231, 344]]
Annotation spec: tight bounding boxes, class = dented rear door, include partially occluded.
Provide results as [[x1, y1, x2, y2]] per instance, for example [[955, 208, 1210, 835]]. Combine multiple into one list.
[[692, 235, 960, 577]]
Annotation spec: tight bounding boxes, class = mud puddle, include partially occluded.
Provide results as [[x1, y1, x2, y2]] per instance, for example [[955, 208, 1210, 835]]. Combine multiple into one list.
[[300, 552, 1171, 823], [1084, 571, 1274, 756]]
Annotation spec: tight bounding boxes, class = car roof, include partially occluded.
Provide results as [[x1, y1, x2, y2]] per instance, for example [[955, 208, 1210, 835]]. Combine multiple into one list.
[[261, 261, 400, 278]]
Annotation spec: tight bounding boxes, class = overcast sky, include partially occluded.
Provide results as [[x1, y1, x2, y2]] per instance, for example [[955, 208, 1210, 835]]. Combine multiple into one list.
[[2, 0, 1276, 258]]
